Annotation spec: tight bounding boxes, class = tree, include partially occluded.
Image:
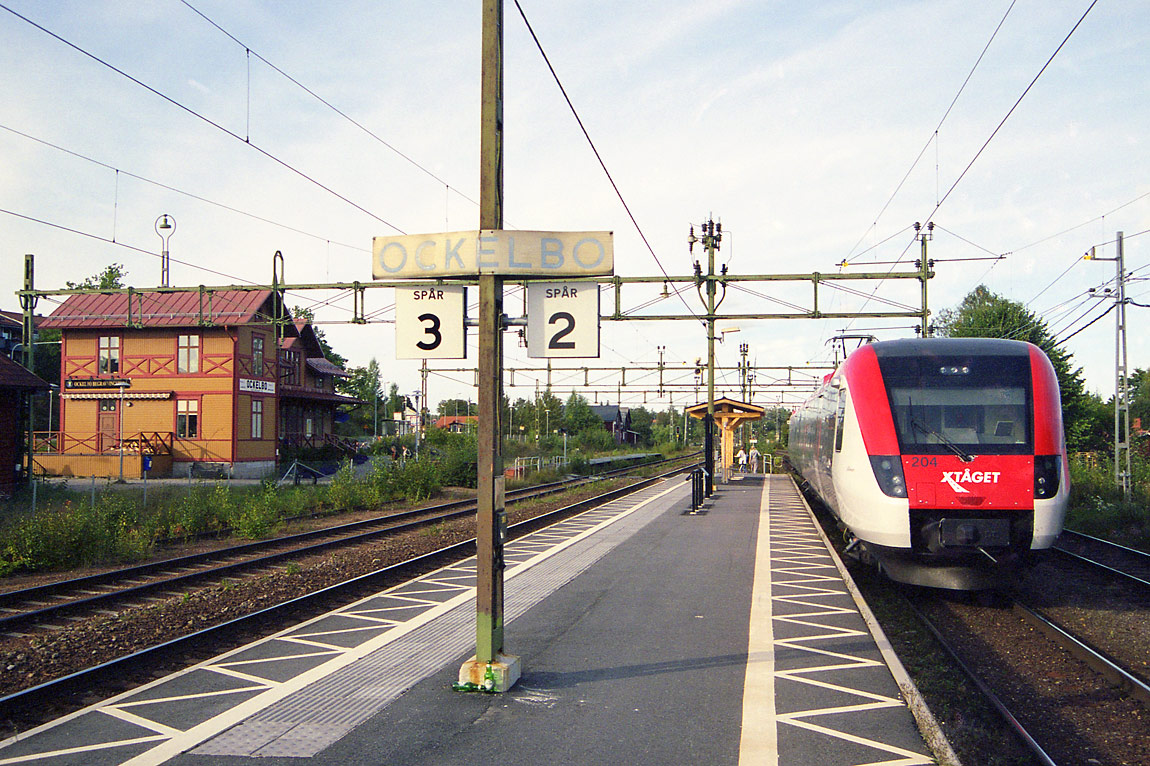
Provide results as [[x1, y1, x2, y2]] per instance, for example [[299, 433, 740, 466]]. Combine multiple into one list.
[[563, 393, 601, 434], [338, 359, 384, 435], [934, 285, 1091, 449], [437, 398, 475, 417], [66, 263, 127, 290], [629, 407, 654, 445], [535, 388, 564, 435], [290, 305, 347, 367]]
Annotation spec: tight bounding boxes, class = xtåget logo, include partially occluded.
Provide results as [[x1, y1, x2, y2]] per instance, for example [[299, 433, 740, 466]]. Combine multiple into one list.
[[940, 469, 1001, 493]]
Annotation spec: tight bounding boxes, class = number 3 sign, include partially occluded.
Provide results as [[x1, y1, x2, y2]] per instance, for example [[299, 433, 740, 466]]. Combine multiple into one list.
[[526, 282, 600, 358], [395, 285, 467, 359]]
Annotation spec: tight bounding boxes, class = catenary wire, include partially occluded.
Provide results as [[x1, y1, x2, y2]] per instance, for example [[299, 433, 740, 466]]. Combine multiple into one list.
[[0, 123, 368, 254], [511, 0, 701, 324], [179, 0, 481, 214], [0, 2, 406, 236]]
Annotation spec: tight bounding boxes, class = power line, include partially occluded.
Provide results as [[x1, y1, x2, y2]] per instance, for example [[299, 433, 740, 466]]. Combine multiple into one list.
[[844, 1, 1017, 261], [924, 0, 1100, 225], [0, 2, 405, 235], [179, 0, 481, 214], [511, 0, 700, 324], [0, 122, 368, 254]]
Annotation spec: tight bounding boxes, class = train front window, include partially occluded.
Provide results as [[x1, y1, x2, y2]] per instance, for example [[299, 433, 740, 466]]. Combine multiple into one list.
[[881, 355, 1032, 455]]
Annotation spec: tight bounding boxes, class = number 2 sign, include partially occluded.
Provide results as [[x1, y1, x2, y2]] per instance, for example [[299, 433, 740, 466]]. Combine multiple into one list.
[[395, 285, 467, 359], [526, 282, 600, 358]]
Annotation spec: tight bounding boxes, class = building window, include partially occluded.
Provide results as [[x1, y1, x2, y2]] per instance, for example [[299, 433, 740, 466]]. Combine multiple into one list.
[[251, 335, 265, 377], [177, 400, 198, 438], [98, 336, 120, 374], [313, 374, 325, 390], [177, 334, 200, 374], [251, 398, 264, 439], [280, 350, 300, 385]]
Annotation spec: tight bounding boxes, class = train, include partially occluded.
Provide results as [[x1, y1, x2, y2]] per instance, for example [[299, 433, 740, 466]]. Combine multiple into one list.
[[788, 337, 1069, 590]]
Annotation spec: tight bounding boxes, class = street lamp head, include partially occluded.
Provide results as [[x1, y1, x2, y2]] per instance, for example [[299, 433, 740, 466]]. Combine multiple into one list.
[[155, 214, 176, 235]]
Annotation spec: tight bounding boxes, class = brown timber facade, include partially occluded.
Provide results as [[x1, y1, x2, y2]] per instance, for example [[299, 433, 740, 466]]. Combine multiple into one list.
[[39, 290, 355, 479]]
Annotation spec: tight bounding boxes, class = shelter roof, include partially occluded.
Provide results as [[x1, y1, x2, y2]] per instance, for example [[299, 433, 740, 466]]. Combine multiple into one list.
[[685, 397, 765, 418], [0, 354, 49, 390], [306, 357, 349, 378], [40, 290, 287, 330]]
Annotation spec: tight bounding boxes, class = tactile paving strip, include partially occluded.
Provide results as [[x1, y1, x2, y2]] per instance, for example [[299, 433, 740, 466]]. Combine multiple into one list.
[[0, 479, 688, 766], [765, 475, 932, 766]]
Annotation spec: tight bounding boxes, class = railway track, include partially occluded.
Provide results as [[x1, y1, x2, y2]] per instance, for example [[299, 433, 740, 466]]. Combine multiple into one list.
[[0, 460, 696, 729], [904, 531, 1150, 766], [796, 476, 1150, 765], [0, 456, 689, 636], [1053, 528, 1150, 588]]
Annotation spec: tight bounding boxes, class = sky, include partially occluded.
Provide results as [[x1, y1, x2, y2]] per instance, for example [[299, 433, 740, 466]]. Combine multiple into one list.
[[2, 0, 1147, 413]]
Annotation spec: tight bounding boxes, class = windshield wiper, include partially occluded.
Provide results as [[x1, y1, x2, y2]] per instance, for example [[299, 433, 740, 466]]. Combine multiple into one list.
[[909, 416, 974, 463]]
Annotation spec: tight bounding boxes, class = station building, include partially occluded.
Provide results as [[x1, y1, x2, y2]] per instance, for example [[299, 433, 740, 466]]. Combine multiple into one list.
[[38, 290, 357, 479]]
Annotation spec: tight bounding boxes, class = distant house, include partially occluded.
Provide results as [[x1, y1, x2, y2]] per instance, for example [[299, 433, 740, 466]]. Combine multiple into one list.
[[0, 310, 31, 360], [38, 290, 357, 479], [0, 354, 48, 496], [590, 404, 636, 445], [434, 415, 477, 433]]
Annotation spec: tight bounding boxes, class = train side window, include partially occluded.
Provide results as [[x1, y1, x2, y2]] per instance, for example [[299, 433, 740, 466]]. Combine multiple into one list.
[[834, 394, 847, 452]]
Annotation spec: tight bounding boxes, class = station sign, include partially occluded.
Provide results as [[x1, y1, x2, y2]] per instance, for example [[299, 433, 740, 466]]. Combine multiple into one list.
[[65, 377, 131, 389], [526, 282, 600, 358], [373, 230, 613, 279], [395, 284, 467, 359], [239, 378, 276, 394]]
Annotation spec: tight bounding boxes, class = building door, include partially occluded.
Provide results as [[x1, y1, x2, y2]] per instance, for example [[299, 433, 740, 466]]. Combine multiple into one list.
[[98, 399, 118, 452]]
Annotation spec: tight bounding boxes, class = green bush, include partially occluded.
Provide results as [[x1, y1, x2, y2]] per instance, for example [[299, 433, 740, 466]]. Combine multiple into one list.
[[1065, 455, 1149, 549], [327, 461, 368, 511], [233, 482, 282, 539], [0, 493, 154, 574], [397, 456, 442, 501]]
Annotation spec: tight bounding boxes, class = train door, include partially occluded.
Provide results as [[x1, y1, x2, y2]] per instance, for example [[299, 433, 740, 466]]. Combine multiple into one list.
[[98, 399, 119, 452]]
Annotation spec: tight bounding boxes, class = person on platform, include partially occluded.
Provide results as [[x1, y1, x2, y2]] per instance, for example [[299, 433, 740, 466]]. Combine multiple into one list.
[[736, 447, 747, 473]]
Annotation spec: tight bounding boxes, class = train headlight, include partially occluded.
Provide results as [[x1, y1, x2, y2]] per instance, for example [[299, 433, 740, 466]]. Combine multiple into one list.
[[1034, 455, 1061, 499], [869, 455, 907, 498]]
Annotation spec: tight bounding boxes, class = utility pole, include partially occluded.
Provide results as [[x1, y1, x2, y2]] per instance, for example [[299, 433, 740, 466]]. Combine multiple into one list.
[[459, 0, 518, 692], [914, 221, 934, 336], [691, 218, 722, 496], [739, 341, 749, 448], [1115, 232, 1131, 500], [1086, 232, 1132, 500], [21, 255, 37, 489]]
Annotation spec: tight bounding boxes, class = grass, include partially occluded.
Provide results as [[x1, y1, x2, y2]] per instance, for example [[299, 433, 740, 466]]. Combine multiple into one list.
[[1065, 454, 1150, 550]]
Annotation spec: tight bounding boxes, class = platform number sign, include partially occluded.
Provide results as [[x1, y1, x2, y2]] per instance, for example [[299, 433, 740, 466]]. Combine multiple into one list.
[[527, 282, 600, 358], [395, 285, 466, 359]]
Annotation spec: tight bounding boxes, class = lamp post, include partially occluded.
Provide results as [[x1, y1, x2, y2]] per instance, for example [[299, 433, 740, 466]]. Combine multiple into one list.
[[48, 383, 58, 452], [155, 214, 176, 288]]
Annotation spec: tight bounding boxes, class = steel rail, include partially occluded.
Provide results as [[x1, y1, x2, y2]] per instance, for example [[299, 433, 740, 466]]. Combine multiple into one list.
[[1012, 601, 1150, 708], [906, 598, 1059, 766], [0, 463, 694, 720], [0, 455, 689, 633], [1052, 530, 1150, 590]]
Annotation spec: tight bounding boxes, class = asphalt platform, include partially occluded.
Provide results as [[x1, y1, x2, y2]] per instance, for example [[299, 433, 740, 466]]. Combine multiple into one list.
[[0, 473, 950, 766]]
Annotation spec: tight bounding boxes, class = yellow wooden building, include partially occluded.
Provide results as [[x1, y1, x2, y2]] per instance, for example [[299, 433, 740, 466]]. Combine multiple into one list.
[[38, 290, 355, 479]]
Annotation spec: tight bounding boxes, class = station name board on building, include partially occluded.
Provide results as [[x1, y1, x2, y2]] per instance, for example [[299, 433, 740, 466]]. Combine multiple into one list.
[[372, 230, 613, 279], [65, 377, 131, 389], [239, 378, 276, 394]]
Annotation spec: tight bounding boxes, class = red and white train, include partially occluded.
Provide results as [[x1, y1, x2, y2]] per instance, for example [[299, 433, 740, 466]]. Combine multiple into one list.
[[788, 337, 1069, 590]]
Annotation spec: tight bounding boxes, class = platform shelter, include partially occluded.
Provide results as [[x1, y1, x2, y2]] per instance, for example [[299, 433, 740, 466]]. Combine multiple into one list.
[[686, 396, 764, 483]]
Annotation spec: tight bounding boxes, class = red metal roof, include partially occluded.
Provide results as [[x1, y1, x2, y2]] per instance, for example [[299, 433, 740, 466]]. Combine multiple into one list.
[[40, 290, 279, 329], [0, 354, 49, 390]]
